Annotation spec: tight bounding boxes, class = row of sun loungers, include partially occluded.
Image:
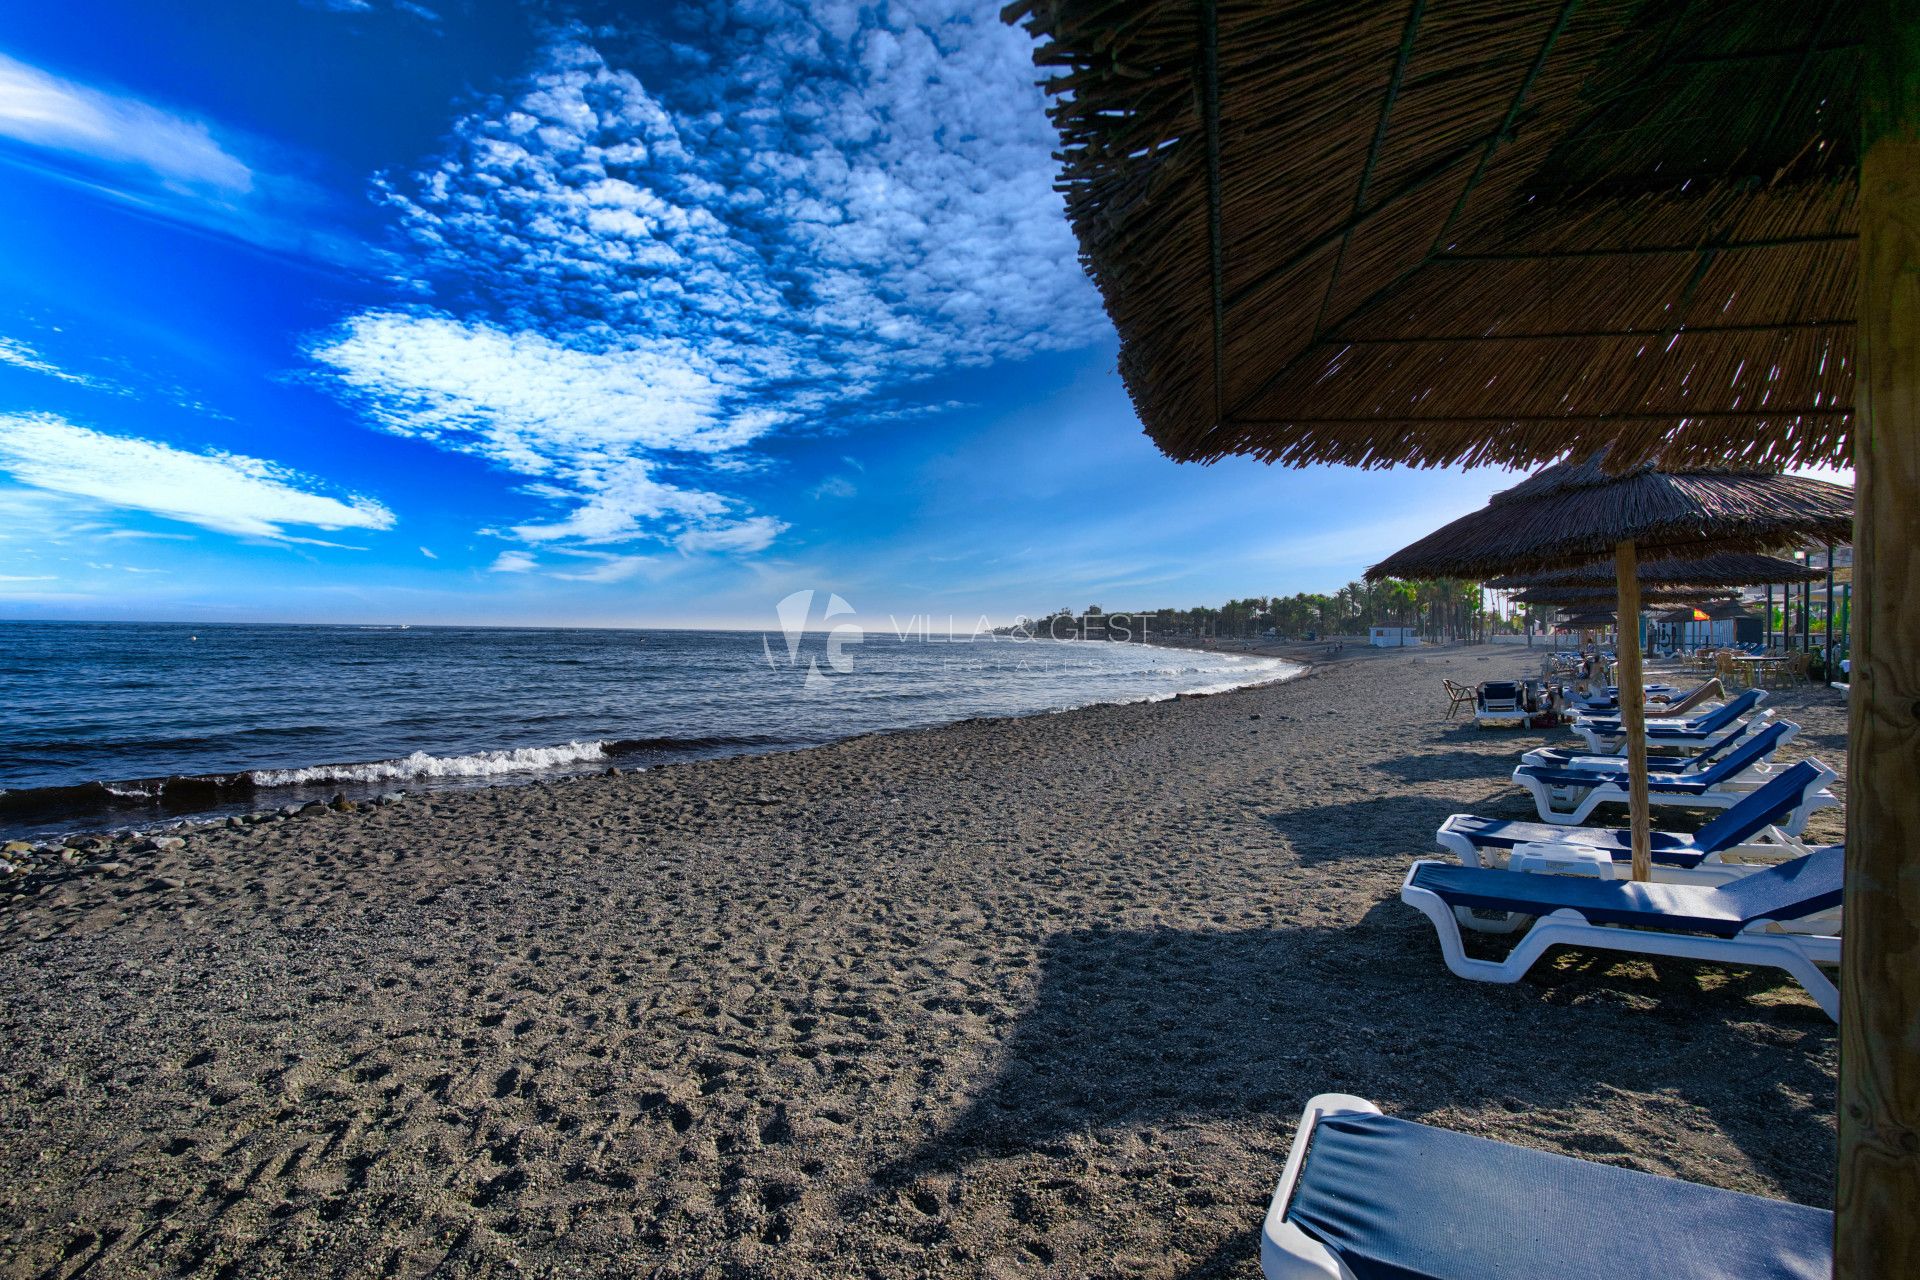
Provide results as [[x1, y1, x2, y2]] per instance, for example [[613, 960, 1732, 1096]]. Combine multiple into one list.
[[1255, 673, 1840, 1277]]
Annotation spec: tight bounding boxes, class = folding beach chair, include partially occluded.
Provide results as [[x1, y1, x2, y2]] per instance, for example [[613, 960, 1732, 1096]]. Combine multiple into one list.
[[1400, 845, 1844, 1019], [1511, 731, 1837, 831], [1260, 1094, 1830, 1279], [1569, 687, 1767, 754], [1441, 678, 1475, 720], [1435, 759, 1830, 879], [1520, 710, 1791, 773]]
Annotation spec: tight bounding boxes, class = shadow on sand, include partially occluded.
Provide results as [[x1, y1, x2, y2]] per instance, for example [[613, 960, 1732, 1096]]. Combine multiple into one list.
[[869, 901, 1836, 1218]]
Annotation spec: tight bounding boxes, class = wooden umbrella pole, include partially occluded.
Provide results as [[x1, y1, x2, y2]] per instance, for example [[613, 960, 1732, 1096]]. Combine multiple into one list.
[[1840, 2, 1920, 1271], [1612, 540, 1652, 882]]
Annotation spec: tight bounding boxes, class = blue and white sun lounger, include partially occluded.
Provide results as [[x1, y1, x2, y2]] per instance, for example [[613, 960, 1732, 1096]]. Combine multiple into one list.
[[1436, 759, 1831, 877], [1511, 732, 1836, 830], [1261, 1094, 1831, 1279], [1520, 711, 1793, 773], [1564, 680, 1687, 712], [1400, 845, 1844, 1018], [1571, 687, 1767, 755]]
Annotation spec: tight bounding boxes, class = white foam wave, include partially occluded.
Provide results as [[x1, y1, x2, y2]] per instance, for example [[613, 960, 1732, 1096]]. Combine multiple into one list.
[[251, 740, 608, 787]]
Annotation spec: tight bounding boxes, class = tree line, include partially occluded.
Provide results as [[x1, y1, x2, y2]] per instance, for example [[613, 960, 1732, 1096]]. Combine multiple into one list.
[[1004, 580, 1548, 643]]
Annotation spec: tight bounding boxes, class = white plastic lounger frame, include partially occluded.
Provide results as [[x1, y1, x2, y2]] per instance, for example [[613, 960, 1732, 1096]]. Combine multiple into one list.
[[1519, 716, 1796, 771], [1399, 861, 1841, 1020], [1435, 823, 1813, 880], [1261, 1094, 1381, 1279], [1510, 758, 1838, 830], [1569, 707, 1771, 756]]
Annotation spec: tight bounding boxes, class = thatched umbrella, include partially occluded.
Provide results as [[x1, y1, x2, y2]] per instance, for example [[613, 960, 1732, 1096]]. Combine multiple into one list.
[[1011, 0, 1913, 1254], [1369, 457, 1850, 883], [1489, 552, 1823, 592], [1513, 586, 1734, 608]]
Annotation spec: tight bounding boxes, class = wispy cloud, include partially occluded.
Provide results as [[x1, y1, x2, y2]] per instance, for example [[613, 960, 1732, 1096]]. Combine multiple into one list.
[[489, 549, 536, 573], [0, 412, 394, 540], [0, 51, 361, 264], [302, 0, 440, 21], [0, 334, 107, 387], [550, 550, 659, 583], [310, 5, 1103, 573], [676, 516, 786, 555], [419, 545, 438, 559]]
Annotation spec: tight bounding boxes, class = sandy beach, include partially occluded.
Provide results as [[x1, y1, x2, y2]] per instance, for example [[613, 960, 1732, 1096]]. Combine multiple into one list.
[[0, 645, 1847, 1279]]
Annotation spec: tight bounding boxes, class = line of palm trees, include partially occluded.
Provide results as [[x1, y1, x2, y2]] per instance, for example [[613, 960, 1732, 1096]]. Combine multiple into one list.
[[1029, 579, 1529, 642]]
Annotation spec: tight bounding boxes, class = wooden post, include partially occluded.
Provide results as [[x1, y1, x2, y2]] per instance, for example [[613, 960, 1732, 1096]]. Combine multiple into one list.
[[1612, 540, 1652, 882], [1839, 1, 1920, 1272]]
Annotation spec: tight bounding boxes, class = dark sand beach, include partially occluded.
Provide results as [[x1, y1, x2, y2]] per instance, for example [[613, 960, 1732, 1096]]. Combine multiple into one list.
[[0, 645, 1846, 1279]]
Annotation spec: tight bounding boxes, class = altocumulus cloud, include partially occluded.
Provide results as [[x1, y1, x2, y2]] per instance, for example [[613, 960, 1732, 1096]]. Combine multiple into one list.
[[0, 413, 394, 540], [309, 1, 1105, 567]]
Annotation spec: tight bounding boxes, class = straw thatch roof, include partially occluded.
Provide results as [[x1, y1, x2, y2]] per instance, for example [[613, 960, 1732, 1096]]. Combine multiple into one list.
[[1366, 453, 1853, 581], [1654, 599, 1754, 624], [1489, 551, 1823, 591], [1007, 0, 1858, 473], [1512, 585, 1734, 608]]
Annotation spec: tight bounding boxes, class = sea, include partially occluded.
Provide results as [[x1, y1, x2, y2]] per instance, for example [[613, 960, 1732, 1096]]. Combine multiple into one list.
[[0, 622, 1303, 842]]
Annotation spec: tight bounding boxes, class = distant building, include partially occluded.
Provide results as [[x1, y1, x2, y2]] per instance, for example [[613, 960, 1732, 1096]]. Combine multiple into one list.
[[1370, 626, 1420, 647]]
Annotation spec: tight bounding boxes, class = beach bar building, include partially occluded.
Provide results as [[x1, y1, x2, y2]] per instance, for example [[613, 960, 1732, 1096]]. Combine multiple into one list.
[[1367, 625, 1419, 647]]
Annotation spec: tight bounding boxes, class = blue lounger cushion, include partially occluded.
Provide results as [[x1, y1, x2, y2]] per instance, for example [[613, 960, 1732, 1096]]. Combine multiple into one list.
[[1518, 720, 1792, 795], [1441, 761, 1829, 868], [1528, 716, 1781, 773], [1407, 845, 1843, 937], [1582, 688, 1760, 735], [1521, 768, 1715, 794], [1286, 1110, 1830, 1280]]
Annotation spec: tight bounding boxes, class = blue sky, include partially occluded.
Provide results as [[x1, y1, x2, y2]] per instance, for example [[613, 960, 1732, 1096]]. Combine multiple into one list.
[[0, 0, 1524, 630]]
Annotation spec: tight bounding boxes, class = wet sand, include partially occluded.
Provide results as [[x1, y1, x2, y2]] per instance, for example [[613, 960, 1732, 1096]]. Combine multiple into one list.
[[0, 645, 1845, 1279]]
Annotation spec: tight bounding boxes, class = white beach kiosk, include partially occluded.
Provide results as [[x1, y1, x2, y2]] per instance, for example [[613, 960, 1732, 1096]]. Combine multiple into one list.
[[1368, 626, 1419, 648]]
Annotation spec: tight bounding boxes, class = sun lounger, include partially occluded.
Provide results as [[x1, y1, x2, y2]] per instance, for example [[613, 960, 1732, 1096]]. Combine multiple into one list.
[[1399, 845, 1844, 1018], [1473, 680, 1526, 728], [1521, 712, 1794, 773], [1570, 687, 1767, 754], [1512, 732, 1836, 831], [1564, 680, 1688, 712], [1436, 759, 1830, 876], [1261, 1094, 1831, 1279]]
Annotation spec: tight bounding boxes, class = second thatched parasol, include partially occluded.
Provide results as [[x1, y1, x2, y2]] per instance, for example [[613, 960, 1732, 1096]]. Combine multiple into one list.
[[1370, 455, 1852, 881], [1488, 552, 1823, 592]]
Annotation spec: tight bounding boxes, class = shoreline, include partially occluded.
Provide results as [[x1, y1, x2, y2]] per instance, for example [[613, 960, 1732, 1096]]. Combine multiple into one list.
[[0, 645, 1848, 1277], [1, 642, 1307, 852]]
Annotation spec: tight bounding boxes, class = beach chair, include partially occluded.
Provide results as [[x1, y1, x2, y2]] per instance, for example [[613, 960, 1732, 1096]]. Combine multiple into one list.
[[1260, 1094, 1831, 1279], [1511, 734, 1837, 831], [1569, 687, 1767, 754], [1441, 678, 1475, 720], [1473, 680, 1526, 728], [1520, 713, 1795, 774], [1399, 845, 1844, 1019], [1438, 760, 1832, 878]]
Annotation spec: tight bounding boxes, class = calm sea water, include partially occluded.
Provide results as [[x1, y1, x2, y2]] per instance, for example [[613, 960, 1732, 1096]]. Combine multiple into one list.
[[0, 622, 1300, 840]]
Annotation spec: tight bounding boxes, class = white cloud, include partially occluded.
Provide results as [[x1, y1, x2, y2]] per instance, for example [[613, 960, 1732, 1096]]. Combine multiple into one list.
[[0, 573, 57, 581], [677, 516, 787, 555], [419, 545, 438, 558], [0, 52, 361, 264], [0, 413, 394, 540], [311, 6, 1104, 570], [489, 549, 536, 573], [0, 335, 100, 387], [551, 551, 658, 583], [810, 475, 857, 500], [0, 52, 250, 193]]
